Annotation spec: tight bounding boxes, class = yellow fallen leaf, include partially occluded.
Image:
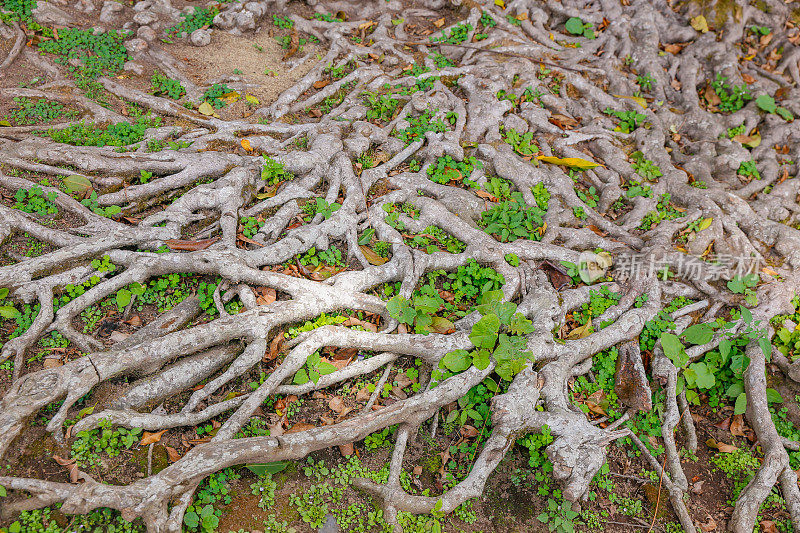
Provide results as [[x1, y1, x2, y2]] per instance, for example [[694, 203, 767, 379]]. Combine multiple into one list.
[[566, 318, 592, 340], [690, 15, 709, 33], [245, 94, 259, 105], [697, 217, 713, 231], [221, 91, 240, 103], [241, 139, 253, 151], [360, 245, 388, 265], [198, 101, 217, 117], [433, 17, 445, 28], [732, 132, 761, 148], [537, 156, 603, 169], [613, 94, 648, 109], [762, 267, 778, 276], [494, 0, 505, 8]]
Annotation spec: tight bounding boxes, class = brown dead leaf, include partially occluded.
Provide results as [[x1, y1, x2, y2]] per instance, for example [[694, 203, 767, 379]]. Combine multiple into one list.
[[356, 386, 371, 402], [741, 72, 756, 84], [703, 84, 722, 106], [730, 414, 747, 437], [587, 224, 608, 237], [264, 332, 282, 362], [338, 442, 354, 456], [700, 515, 717, 532], [392, 386, 408, 400], [475, 189, 498, 202], [166, 446, 182, 463], [43, 358, 63, 369], [433, 17, 445, 28], [313, 79, 331, 90], [461, 425, 479, 438], [124, 315, 142, 326], [140, 429, 168, 446], [256, 287, 277, 306], [714, 416, 731, 431], [663, 43, 685, 54], [329, 396, 346, 414], [549, 114, 579, 130], [53, 455, 79, 483], [706, 438, 738, 453], [320, 415, 335, 425], [585, 390, 607, 416], [760, 520, 778, 533], [286, 422, 315, 434], [413, 465, 423, 476], [283, 29, 299, 60], [165, 238, 219, 251], [360, 245, 388, 265], [539, 260, 572, 290]]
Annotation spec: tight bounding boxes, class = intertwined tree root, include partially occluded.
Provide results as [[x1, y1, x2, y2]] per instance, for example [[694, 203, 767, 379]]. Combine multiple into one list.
[[2, 0, 800, 531]]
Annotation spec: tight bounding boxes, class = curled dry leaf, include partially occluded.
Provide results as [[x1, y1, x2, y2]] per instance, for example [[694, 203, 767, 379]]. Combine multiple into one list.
[[53, 455, 79, 483], [165, 238, 219, 251]]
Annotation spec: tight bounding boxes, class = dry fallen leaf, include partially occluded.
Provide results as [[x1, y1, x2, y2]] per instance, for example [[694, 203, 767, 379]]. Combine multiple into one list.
[[690, 15, 709, 33], [338, 442, 354, 456], [286, 422, 315, 434], [241, 139, 253, 152], [329, 396, 346, 414], [730, 414, 747, 437], [313, 79, 331, 89], [360, 245, 388, 265], [537, 155, 602, 169], [53, 455, 79, 483], [166, 446, 182, 462], [140, 429, 168, 446], [461, 425, 479, 438], [356, 386, 371, 402], [165, 238, 219, 251], [706, 438, 738, 453], [760, 520, 778, 533], [433, 17, 445, 28], [700, 515, 717, 532]]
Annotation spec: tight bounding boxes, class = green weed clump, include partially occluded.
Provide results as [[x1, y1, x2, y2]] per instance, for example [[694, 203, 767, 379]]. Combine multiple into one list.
[[42, 115, 161, 147], [150, 72, 186, 99], [166, 7, 218, 38], [37, 28, 130, 80]]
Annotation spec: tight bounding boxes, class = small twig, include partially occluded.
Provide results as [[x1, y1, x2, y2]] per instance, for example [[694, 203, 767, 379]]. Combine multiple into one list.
[[361, 361, 393, 414]]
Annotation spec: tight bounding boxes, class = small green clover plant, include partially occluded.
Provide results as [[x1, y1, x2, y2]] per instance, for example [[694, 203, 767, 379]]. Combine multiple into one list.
[[436, 290, 535, 383]]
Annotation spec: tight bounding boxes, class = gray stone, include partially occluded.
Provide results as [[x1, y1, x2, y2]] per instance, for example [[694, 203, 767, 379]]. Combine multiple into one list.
[[212, 11, 237, 30], [99, 0, 124, 23], [32, 3, 75, 25], [123, 61, 145, 75], [133, 11, 158, 25], [189, 28, 211, 47], [233, 10, 255, 31], [124, 38, 148, 53], [137, 25, 156, 42], [73, 0, 95, 14], [318, 514, 339, 533], [132, 0, 152, 12], [243, 1, 266, 17]]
